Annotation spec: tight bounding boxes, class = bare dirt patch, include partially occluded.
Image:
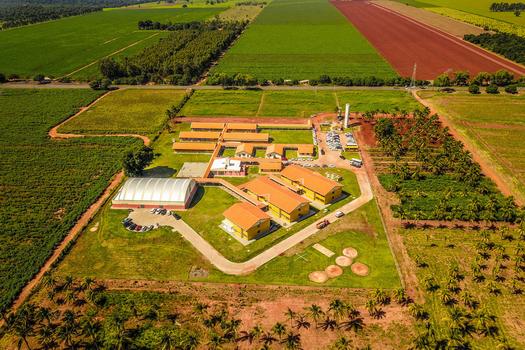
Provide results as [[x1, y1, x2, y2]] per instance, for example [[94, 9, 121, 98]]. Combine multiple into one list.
[[351, 262, 370, 276]]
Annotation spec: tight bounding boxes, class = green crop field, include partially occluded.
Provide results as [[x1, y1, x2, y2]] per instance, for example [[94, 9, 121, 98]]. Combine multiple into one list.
[[180, 89, 421, 117], [418, 90, 525, 204], [211, 0, 397, 80], [59, 88, 189, 135], [0, 8, 222, 78], [0, 88, 141, 311]]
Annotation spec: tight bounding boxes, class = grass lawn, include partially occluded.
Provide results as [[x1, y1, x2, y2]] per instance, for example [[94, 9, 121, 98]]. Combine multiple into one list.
[[147, 128, 211, 177], [418, 90, 525, 203], [58, 206, 214, 280], [211, 0, 396, 80], [59, 89, 189, 135], [174, 167, 361, 262], [0, 8, 222, 78], [262, 128, 313, 144], [57, 172, 398, 289], [180, 89, 420, 117]]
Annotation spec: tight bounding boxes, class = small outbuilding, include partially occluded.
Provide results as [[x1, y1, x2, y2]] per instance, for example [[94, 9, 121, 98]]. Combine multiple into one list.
[[112, 178, 197, 210]]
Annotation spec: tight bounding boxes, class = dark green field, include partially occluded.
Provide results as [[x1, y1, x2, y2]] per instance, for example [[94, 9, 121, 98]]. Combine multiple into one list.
[[212, 0, 396, 80], [0, 89, 141, 311]]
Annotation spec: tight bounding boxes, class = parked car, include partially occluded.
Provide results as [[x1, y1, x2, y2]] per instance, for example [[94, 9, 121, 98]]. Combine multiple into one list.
[[316, 219, 330, 229], [335, 211, 344, 218], [135, 225, 142, 232], [150, 208, 157, 214], [123, 220, 133, 228], [159, 209, 167, 215], [128, 223, 137, 231]]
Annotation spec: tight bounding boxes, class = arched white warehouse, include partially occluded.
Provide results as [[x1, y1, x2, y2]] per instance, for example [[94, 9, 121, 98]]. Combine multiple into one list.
[[112, 178, 197, 209]]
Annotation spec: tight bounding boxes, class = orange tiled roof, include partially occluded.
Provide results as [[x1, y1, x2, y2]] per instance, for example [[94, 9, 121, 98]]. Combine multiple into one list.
[[242, 176, 308, 213], [259, 161, 283, 171], [223, 202, 270, 231], [191, 122, 225, 130], [266, 144, 284, 155], [173, 142, 216, 151], [297, 144, 314, 154], [223, 132, 269, 142], [179, 131, 221, 140], [280, 165, 342, 196], [236, 143, 254, 154]]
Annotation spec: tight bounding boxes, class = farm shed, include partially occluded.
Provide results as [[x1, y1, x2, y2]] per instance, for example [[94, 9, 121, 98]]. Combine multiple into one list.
[[223, 132, 269, 142], [241, 176, 309, 223], [280, 165, 343, 204], [221, 202, 271, 240], [173, 142, 216, 153], [112, 178, 197, 210], [179, 131, 221, 142]]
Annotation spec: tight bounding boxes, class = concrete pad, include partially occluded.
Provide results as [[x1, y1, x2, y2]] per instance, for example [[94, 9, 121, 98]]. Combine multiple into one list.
[[313, 243, 335, 257], [335, 255, 352, 267], [325, 265, 343, 278], [343, 247, 358, 258], [309, 271, 329, 283], [177, 162, 208, 178]]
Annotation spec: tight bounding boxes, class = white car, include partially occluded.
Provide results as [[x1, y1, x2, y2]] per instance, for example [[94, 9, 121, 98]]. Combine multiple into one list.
[[335, 211, 344, 218]]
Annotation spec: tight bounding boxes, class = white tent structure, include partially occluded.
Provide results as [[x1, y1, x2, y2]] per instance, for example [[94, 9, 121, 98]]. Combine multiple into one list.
[[112, 178, 197, 209]]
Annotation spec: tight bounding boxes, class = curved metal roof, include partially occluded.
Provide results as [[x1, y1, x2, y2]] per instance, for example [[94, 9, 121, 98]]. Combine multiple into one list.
[[113, 178, 196, 204]]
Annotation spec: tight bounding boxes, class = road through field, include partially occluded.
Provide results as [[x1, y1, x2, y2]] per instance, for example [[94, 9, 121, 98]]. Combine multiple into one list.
[[331, 0, 525, 79]]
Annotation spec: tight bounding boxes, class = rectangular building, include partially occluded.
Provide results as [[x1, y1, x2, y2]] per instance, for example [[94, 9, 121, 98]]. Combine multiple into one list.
[[226, 123, 257, 133], [210, 158, 245, 177], [179, 131, 220, 142], [222, 202, 271, 240], [223, 132, 269, 143], [190, 122, 225, 131], [280, 165, 343, 204], [241, 176, 310, 222], [235, 143, 254, 158], [173, 142, 216, 153]]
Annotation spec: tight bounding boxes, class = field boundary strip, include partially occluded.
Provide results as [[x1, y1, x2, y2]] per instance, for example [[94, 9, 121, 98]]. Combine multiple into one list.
[[371, 2, 525, 76]]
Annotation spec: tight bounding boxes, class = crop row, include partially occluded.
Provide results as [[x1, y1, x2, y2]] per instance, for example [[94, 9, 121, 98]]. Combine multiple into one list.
[[0, 89, 140, 312], [429, 7, 525, 37]]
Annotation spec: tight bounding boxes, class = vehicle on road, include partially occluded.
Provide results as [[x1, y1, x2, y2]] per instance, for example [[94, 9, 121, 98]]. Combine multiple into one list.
[[335, 211, 344, 218], [316, 219, 330, 229]]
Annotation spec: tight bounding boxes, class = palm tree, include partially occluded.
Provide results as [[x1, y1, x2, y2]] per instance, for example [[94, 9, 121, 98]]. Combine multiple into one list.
[[80, 316, 100, 350], [459, 291, 478, 310], [284, 308, 296, 327], [260, 332, 277, 346], [62, 275, 74, 291], [159, 330, 176, 350], [207, 332, 225, 350], [12, 306, 37, 350], [334, 336, 352, 350], [305, 304, 323, 327], [318, 317, 337, 331], [193, 303, 209, 318], [372, 289, 391, 306], [80, 277, 95, 291], [393, 288, 412, 306], [281, 332, 301, 350], [271, 322, 286, 340], [339, 316, 364, 333], [291, 314, 308, 330], [328, 299, 347, 320], [36, 324, 58, 350]]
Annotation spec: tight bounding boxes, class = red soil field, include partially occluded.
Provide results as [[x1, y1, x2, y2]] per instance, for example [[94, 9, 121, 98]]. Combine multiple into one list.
[[331, 0, 525, 79]]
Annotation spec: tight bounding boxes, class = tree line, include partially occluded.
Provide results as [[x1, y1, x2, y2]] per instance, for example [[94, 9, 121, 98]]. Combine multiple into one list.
[[207, 73, 430, 87], [0, 0, 151, 29], [99, 20, 247, 85], [465, 33, 525, 65], [137, 19, 204, 31], [490, 2, 525, 12]]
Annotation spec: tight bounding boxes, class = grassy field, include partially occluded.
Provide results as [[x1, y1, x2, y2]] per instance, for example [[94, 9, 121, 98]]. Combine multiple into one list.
[[211, 0, 396, 80], [261, 128, 313, 144], [418, 90, 525, 203], [180, 89, 420, 117], [0, 88, 140, 311], [58, 188, 400, 289], [395, 0, 525, 26], [59, 89, 189, 135], [0, 8, 222, 78], [402, 226, 525, 348]]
